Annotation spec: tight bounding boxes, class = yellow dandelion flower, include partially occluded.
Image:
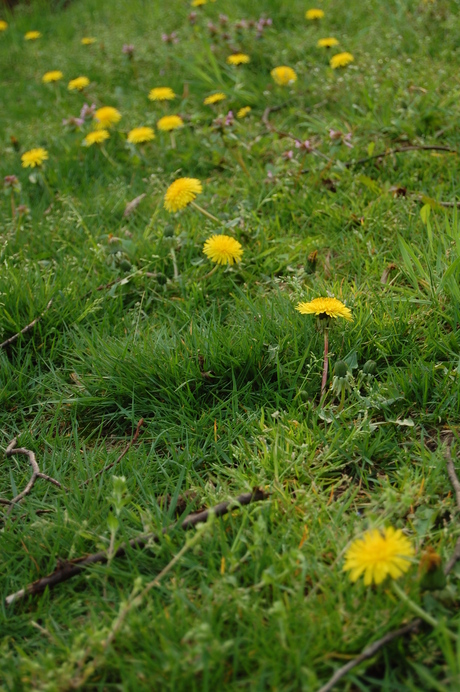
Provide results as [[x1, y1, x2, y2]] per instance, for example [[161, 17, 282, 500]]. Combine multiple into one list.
[[330, 52, 354, 69], [191, 0, 206, 6], [127, 126, 155, 144], [157, 115, 184, 132], [0, 20, 8, 31], [25, 31, 41, 40], [81, 37, 96, 45], [305, 9, 324, 20], [227, 53, 250, 65], [164, 177, 202, 212], [343, 527, 415, 586], [148, 87, 176, 101], [295, 296, 353, 321], [317, 37, 339, 48], [42, 70, 64, 84], [237, 106, 251, 119], [68, 76, 90, 91], [270, 66, 297, 86], [83, 130, 110, 147], [203, 92, 226, 105], [94, 106, 122, 129], [21, 148, 48, 168], [203, 235, 243, 265]]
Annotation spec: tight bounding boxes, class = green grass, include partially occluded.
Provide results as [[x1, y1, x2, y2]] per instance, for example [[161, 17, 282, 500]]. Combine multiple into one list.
[[1, 0, 460, 689]]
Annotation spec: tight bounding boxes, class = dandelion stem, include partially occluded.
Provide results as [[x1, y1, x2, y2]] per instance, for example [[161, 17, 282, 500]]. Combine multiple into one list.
[[337, 385, 346, 412], [170, 247, 179, 280], [391, 581, 458, 641], [100, 145, 117, 167], [39, 171, 53, 198], [170, 132, 176, 149], [10, 192, 16, 219], [190, 201, 221, 224], [321, 329, 329, 398], [197, 264, 219, 282]]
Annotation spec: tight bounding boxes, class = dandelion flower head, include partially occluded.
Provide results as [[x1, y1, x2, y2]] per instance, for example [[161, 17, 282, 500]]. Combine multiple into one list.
[[157, 115, 184, 132], [204, 92, 226, 105], [227, 53, 250, 65], [94, 106, 122, 129], [127, 126, 155, 144], [191, 0, 207, 6], [148, 87, 176, 101], [0, 20, 8, 31], [68, 76, 90, 91], [317, 37, 339, 48], [237, 106, 251, 119], [81, 37, 96, 45], [42, 71, 64, 83], [25, 31, 42, 40], [164, 177, 202, 212], [305, 9, 324, 20], [296, 296, 352, 321], [330, 52, 354, 69], [271, 66, 297, 86], [343, 527, 414, 585], [21, 148, 48, 168], [83, 130, 110, 147], [203, 234, 243, 265]]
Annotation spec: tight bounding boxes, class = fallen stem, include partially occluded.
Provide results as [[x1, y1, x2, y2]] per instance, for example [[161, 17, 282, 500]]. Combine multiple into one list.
[[344, 145, 456, 168], [2, 438, 67, 517], [5, 487, 269, 605], [391, 581, 457, 641], [0, 300, 53, 350]]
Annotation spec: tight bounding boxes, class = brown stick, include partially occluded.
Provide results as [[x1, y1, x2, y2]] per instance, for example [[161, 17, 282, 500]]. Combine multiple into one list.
[[317, 619, 421, 692], [2, 438, 66, 517], [5, 488, 269, 605], [344, 145, 456, 169], [445, 442, 460, 510], [0, 300, 52, 350], [262, 105, 332, 163], [79, 418, 145, 487]]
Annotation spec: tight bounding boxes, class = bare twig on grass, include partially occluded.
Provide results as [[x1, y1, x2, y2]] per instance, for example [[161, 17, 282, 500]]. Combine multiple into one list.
[[79, 418, 145, 487], [317, 437, 460, 692], [2, 438, 66, 516], [344, 145, 456, 168], [317, 619, 422, 692], [5, 488, 269, 605], [445, 441, 460, 511], [0, 300, 52, 350]]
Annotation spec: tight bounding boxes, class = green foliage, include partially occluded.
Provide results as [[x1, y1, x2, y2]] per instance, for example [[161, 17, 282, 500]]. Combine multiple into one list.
[[1, 0, 460, 690]]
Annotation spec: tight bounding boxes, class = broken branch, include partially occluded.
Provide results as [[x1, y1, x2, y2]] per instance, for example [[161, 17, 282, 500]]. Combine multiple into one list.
[[5, 488, 269, 605]]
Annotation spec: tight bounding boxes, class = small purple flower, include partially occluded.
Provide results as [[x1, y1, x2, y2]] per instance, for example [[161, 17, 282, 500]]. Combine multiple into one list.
[[162, 31, 179, 44], [62, 116, 84, 128], [122, 43, 135, 56], [219, 14, 229, 25], [343, 132, 354, 148], [282, 150, 293, 160], [329, 129, 342, 140], [235, 19, 248, 30], [80, 103, 97, 120], [207, 22, 218, 35], [188, 12, 197, 24], [4, 175, 20, 189], [295, 139, 313, 152], [225, 110, 234, 126]]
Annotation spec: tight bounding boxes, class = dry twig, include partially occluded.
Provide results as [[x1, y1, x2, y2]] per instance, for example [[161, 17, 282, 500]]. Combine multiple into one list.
[[0, 300, 53, 350], [5, 488, 269, 605], [344, 145, 456, 168], [79, 418, 145, 487], [2, 438, 66, 517]]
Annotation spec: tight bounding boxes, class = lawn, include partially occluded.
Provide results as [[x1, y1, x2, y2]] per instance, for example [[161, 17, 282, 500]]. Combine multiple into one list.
[[1, 0, 460, 689]]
